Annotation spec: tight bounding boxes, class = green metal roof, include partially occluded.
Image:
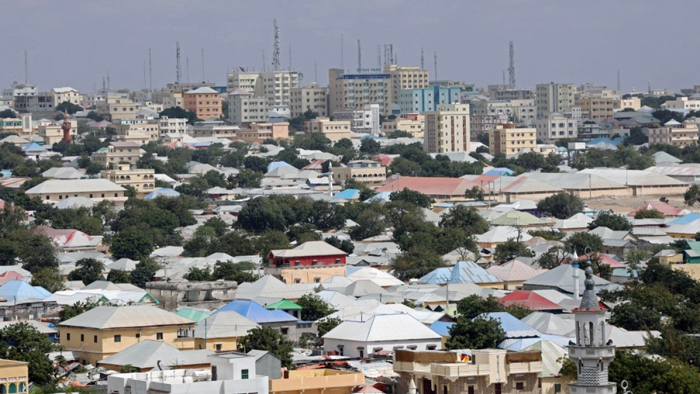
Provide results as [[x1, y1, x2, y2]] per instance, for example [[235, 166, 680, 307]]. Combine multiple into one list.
[[175, 307, 211, 322], [264, 299, 302, 310]]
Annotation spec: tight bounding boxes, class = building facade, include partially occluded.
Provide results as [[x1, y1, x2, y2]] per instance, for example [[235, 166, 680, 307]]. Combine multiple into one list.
[[382, 114, 425, 138], [189, 120, 238, 139], [25, 179, 128, 206], [399, 86, 461, 114], [304, 117, 352, 141], [91, 142, 143, 167], [228, 89, 268, 126], [183, 87, 222, 120], [267, 241, 347, 284], [0, 360, 28, 394], [328, 68, 390, 116], [226, 70, 299, 106], [332, 160, 386, 188], [113, 119, 160, 144], [536, 83, 576, 118], [51, 87, 82, 107], [96, 94, 140, 121], [648, 120, 699, 147], [535, 112, 578, 141], [38, 119, 78, 145], [423, 104, 470, 154], [101, 164, 156, 195], [385, 64, 430, 114], [489, 124, 537, 155], [290, 83, 328, 118], [332, 104, 381, 135], [158, 116, 188, 137]]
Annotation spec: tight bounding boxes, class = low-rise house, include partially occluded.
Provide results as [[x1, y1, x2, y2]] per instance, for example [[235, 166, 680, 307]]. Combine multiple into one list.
[[269, 369, 365, 394], [267, 241, 347, 284], [59, 305, 196, 365], [101, 164, 156, 195], [332, 160, 386, 188], [36, 226, 103, 252], [194, 310, 260, 352], [91, 142, 143, 168], [377, 175, 479, 202], [487, 260, 546, 290], [418, 261, 503, 288], [98, 340, 213, 372], [215, 299, 312, 341], [499, 291, 564, 313], [0, 359, 29, 394], [25, 179, 127, 206]]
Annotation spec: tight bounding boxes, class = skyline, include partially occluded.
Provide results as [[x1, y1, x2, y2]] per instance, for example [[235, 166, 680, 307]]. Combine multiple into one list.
[[3, 0, 700, 93]]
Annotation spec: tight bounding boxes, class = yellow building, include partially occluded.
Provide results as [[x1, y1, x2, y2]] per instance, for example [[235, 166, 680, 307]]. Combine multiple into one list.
[[423, 104, 470, 154], [25, 179, 127, 206], [304, 117, 352, 141], [113, 120, 160, 144], [91, 142, 143, 168], [96, 95, 140, 121], [648, 120, 699, 147], [332, 160, 386, 188], [489, 123, 537, 155], [183, 87, 222, 119], [291, 83, 328, 118], [38, 119, 78, 145], [269, 369, 365, 394], [59, 305, 195, 365], [0, 360, 28, 394], [382, 114, 424, 138], [328, 68, 389, 116], [385, 64, 430, 115], [101, 164, 156, 196], [193, 311, 259, 352]]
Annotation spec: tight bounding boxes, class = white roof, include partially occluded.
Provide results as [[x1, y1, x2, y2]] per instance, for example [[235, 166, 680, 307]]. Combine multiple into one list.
[[271, 241, 346, 259], [323, 313, 441, 342], [476, 226, 533, 243], [60, 305, 193, 329], [25, 179, 124, 194], [347, 267, 403, 287], [487, 260, 546, 282], [194, 310, 259, 339], [186, 86, 219, 94]]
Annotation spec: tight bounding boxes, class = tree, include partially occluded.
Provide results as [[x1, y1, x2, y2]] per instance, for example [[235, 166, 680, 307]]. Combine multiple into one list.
[[68, 258, 105, 285], [159, 107, 199, 125], [493, 239, 532, 263], [107, 269, 131, 284], [388, 130, 413, 139], [31, 268, 64, 293], [55, 101, 83, 115], [110, 224, 158, 260], [535, 246, 569, 270], [211, 261, 258, 284], [237, 197, 287, 233], [389, 188, 433, 208], [120, 364, 140, 373], [183, 266, 213, 281], [0, 323, 56, 385], [59, 300, 102, 321], [446, 317, 505, 350], [566, 232, 604, 255], [238, 326, 294, 369], [243, 156, 269, 173], [456, 294, 532, 320], [685, 184, 700, 206], [609, 300, 663, 331], [439, 205, 490, 236], [232, 169, 263, 188], [123, 185, 138, 198], [537, 192, 584, 219], [359, 138, 381, 154], [317, 317, 342, 337], [392, 246, 447, 281], [464, 186, 484, 201], [588, 211, 632, 231], [130, 258, 161, 288], [634, 208, 665, 219], [324, 236, 354, 254], [624, 127, 648, 146], [0, 109, 17, 119], [297, 294, 334, 321]]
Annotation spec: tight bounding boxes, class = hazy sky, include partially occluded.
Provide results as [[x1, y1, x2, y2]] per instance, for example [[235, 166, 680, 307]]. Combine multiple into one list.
[[3, 0, 700, 94]]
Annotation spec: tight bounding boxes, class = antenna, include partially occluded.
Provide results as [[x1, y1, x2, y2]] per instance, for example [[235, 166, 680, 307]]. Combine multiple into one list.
[[201, 48, 206, 82], [149, 48, 153, 91], [421, 47, 424, 70], [187, 57, 190, 83], [434, 52, 438, 81], [617, 70, 621, 91], [272, 19, 281, 71], [357, 39, 362, 70], [314, 61, 318, 83], [377, 45, 381, 68], [24, 50, 28, 85], [508, 40, 516, 88], [176, 42, 182, 84], [102, 77, 106, 94], [262, 50, 266, 72], [143, 60, 147, 90], [503, 71, 506, 86], [288, 44, 292, 70], [341, 34, 344, 70], [107, 70, 110, 90]]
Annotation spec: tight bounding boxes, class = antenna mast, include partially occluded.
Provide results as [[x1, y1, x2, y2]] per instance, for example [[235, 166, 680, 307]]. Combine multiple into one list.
[[187, 57, 190, 83], [617, 70, 621, 91], [289, 44, 292, 70], [201, 48, 206, 82], [143, 60, 147, 90], [149, 48, 153, 90], [508, 40, 516, 88], [314, 61, 318, 83], [176, 42, 182, 84], [434, 52, 438, 81], [272, 19, 281, 71], [24, 50, 28, 84], [377, 45, 381, 68], [421, 47, 424, 70], [341, 34, 344, 70], [262, 50, 266, 72], [357, 39, 361, 70]]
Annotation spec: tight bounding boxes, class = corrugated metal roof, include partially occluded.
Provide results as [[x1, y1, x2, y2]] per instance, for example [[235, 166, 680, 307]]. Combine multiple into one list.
[[215, 299, 297, 324], [60, 305, 194, 329]]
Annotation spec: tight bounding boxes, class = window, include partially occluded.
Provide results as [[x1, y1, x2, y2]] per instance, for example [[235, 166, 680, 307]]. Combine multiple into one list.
[[66, 333, 70, 341], [495, 383, 502, 394], [554, 384, 562, 393], [80, 334, 84, 342], [94, 335, 98, 343], [114, 335, 121, 342], [468, 386, 475, 394], [516, 382, 524, 390], [281, 327, 289, 335], [215, 344, 222, 351], [241, 369, 249, 380], [156, 332, 163, 340]]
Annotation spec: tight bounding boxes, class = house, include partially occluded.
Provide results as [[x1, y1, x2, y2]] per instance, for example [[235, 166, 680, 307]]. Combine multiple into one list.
[[487, 260, 546, 290], [475, 226, 533, 249], [267, 241, 347, 284], [683, 241, 700, 264], [0, 360, 29, 394], [98, 340, 213, 372], [0, 280, 50, 303], [24, 179, 127, 206], [215, 299, 313, 341], [107, 352, 269, 394], [265, 299, 303, 319], [59, 305, 196, 365], [269, 369, 365, 394], [521, 312, 575, 336], [323, 314, 442, 358], [418, 261, 503, 288], [194, 310, 260, 352], [35, 226, 103, 252], [627, 201, 688, 217], [377, 175, 479, 202], [393, 349, 543, 394], [522, 265, 616, 296], [499, 291, 564, 313]]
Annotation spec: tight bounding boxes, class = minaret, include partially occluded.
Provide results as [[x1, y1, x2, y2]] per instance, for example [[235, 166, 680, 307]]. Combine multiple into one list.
[[61, 111, 72, 143], [572, 249, 580, 301], [567, 262, 616, 394]]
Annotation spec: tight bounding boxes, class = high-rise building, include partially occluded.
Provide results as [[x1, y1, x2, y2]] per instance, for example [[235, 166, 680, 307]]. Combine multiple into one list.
[[328, 68, 389, 116], [536, 83, 576, 118], [183, 87, 222, 120], [384, 64, 429, 114], [228, 89, 268, 126], [423, 104, 470, 154], [226, 70, 299, 107], [290, 83, 328, 118], [399, 86, 461, 113], [332, 104, 381, 135], [488, 123, 537, 155]]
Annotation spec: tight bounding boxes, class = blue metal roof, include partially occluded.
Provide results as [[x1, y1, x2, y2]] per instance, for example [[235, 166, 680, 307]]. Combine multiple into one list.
[[669, 213, 700, 225], [418, 261, 500, 285], [484, 167, 514, 176], [215, 299, 297, 324], [144, 188, 180, 199], [334, 189, 360, 200], [477, 312, 540, 338], [0, 280, 51, 302], [267, 161, 296, 172], [429, 321, 454, 337]]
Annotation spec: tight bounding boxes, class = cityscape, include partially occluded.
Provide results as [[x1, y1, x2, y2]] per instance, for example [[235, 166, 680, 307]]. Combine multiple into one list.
[[2, 1, 700, 394]]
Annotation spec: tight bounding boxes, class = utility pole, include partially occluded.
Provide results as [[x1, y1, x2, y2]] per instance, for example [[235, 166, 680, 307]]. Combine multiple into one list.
[[143, 60, 147, 90], [201, 48, 206, 82], [187, 57, 190, 83]]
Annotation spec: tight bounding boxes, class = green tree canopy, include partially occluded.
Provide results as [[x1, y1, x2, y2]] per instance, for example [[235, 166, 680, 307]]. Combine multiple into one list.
[[634, 208, 665, 219], [297, 294, 335, 321], [238, 326, 294, 369], [0, 322, 57, 385], [493, 239, 533, 263], [537, 192, 584, 219], [446, 317, 505, 350], [588, 211, 632, 231], [67, 258, 105, 285], [392, 246, 447, 281]]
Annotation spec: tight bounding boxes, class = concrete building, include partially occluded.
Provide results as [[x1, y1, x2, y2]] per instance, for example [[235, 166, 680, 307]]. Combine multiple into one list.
[[113, 119, 160, 144], [619, 97, 641, 111], [0, 359, 28, 394], [382, 113, 424, 138], [328, 68, 390, 116], [488, 86, 535, 101], [96, 94, 140, 121], [228, 89, 267, 126], [108, 352, 269, 394], [184, 87, 222, 120], [226, 70, 299, 107], [190, 120, 238, 139], [91, 142, 143, 168], [578, 91, 620, 122], [25, 179, 127, 206], [50, 87, 82, 107], [536, 83, 576, 118], [423, 103, 470, 154], [393, 349, 543, 394], [38, 119, 78, 145], [399, 85, 460, 113], [332, 103, 381, 135], [489, 124, 537, 155], [332, 160, 386, 188], [267, 241, 347, 284], [471, 99, 536, 133], [535, 112, 578, 141], [385, 64, 430, 114], [663, 97, 700, 111], [290, 83, 328, 118], [101, 164, 156, 196], [236, 122, 289, 143], [304, 117, 352, 141], [648, 120, 699, 147], [159, 116, 188, 137], [269, 370, 364, 394]]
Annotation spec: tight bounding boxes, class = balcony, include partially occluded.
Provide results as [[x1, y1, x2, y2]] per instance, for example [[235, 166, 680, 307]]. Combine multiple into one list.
[[508, 361, 543, 374], [431, 363, 488, 378], [568, 346, 615, 359]]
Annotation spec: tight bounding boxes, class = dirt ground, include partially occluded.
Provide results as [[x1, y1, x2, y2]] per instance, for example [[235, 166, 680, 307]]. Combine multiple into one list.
[[583, 195, 694, 214]]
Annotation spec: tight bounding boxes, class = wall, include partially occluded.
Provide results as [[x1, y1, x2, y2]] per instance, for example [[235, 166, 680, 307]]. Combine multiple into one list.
[[146, 281, 237, 311], [194, 337, 238, 352], [269, 370, 364, 394], [324, 339, 440, 358], [0, 301, 61, 321], [277, 265, 347, 285]]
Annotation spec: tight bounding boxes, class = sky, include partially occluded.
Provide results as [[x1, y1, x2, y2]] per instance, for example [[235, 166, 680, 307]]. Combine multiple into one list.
[[3, 0, 700, 94]]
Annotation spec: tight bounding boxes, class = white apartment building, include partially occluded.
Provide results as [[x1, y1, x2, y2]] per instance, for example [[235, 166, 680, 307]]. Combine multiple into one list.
[[536, 83, 576, 118], [189, 120, 238, 139], [50, 87, 82, 107], [328, 68, 389, 116], [535, 112, 578, 141], [228, 89, 268, 126], [113, 119, 159, 144], [662, 97, 700, 111], [471, 98, 536, 132], [226, 70, 299, 106], [332, 104, 381, 135], [158, 116, 188, 137], [290, 83, 328, 118], [423, 103, 470, 154]]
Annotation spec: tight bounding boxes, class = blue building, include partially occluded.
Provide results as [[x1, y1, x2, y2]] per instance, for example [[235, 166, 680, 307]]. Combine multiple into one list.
[[399, 85, 462, 113]]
